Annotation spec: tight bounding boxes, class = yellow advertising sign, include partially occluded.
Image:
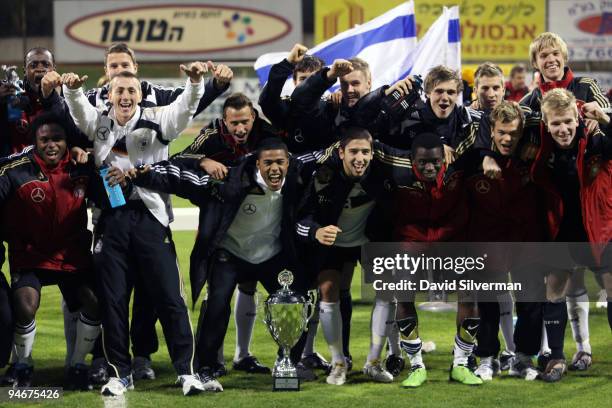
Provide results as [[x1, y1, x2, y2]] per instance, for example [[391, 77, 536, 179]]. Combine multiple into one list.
[[66, 4, 291, 54], [315, 0, 546, 61]]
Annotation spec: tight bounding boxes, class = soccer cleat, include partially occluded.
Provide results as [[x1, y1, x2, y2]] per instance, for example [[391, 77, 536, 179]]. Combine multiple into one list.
[[540, 359, 567, 383], [101, 375, 134, 396], [89, 358, 109, 385], [232, 355, 271, 374], [596, 289, 607, 309], [475, 357, 500, 381], [508, 356, 538, 381], [132, 356, 156, 380], [198, 372, 223, 392], [1, 364, 16, 386], [449, 365, 483, 385], [401, 365, 427, 388], [537, 352, 551, 372], [326, 362, 347, 385], [363, 360, 393, 383], [177, 374, 205, 396], [344, 354, 353, 372], [211, 362, 227, 378], [66, 363, 93, 391], [300, 352, 332, 373], [384, 354, 405, 377], [295, 362, 317, 381], [499, 350, 515, 371], [13, 363, 34, 388], [569, 351, 592, 371]]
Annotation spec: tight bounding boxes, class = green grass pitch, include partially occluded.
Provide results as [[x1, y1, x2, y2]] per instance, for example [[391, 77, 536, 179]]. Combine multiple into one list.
[[1, 230, 611, 407]]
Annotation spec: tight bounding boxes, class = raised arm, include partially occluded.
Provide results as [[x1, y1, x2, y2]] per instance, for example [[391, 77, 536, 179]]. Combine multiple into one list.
[[61, 73, 101, 141]]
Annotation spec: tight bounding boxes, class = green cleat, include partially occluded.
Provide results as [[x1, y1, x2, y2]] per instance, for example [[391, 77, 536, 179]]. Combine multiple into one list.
[[449, 365, 483, 385], [401, 366, 427, 388]]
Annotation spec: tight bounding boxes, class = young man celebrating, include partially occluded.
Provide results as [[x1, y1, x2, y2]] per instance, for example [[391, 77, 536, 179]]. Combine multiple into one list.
[[258, 43, 326, 153], [0, 113, 109, 390], [128, 138, 313, 391], [532, 88, 612, 382], [61, 65, 209, 396]]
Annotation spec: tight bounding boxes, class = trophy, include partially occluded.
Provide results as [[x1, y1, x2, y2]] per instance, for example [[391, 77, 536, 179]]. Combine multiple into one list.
[[264, 269, 313, 391]]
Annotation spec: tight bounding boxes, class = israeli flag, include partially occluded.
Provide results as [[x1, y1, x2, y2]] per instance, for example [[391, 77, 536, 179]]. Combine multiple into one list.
[[253, 1, 417, 94], [402, 6, 461, 80]]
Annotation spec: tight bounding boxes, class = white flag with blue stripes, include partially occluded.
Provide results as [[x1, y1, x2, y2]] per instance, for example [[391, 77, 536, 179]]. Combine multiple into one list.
[[254, 1, 418, 93], [402, 6, 461, 80]]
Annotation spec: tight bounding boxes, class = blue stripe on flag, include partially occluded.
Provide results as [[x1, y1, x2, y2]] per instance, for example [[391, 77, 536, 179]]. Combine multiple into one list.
[[448, 18, 460, 43], [314, 14, 416, 64]]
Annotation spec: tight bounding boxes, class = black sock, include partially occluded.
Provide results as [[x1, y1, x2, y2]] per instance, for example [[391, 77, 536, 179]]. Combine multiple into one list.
[[543, 300, 568, 360], [339, 289, 352, 357]]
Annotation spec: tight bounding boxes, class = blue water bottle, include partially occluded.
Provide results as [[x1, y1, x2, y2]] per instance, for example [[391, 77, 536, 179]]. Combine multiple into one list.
[[99, 166, 126, 208]]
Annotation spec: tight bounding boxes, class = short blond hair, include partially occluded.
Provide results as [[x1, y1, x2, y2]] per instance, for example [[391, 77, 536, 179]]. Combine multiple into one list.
[[424, 65, 463, 94], [541, 88, 578, 123], [348, 57, 371, 82], [474, 62, 504, 88], [529, 32, 569, 70], [489, 101, 525, 134]]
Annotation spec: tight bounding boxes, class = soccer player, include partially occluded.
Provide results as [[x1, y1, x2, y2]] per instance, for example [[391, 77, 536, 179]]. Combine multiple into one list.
[[0, 113, 108, 389], [0, 48, 59, 155], [61, 66, 209, 396], [531, 88, 612, 381], [258, 43, 326, 153], [388, 133, 483, 387], [128, 138, 313, 390], [296, 127, 410, 385], [522, 32, 610, 371], [466, 102, 544, 381], [75, 42, 232, 383], [176, 93, 281, 377]]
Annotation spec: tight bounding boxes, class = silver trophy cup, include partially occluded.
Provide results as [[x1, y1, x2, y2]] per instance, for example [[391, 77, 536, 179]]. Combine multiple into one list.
[[264, 269, 313, 391]]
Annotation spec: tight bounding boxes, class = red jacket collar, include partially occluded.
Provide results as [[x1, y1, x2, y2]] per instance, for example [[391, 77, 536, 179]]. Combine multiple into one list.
[[539, 68, 574, 95], [33, 150, 70, 174]]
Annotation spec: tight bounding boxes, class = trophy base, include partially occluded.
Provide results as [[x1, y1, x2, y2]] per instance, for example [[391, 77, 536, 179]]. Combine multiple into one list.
[[273, 376, 300, 391]]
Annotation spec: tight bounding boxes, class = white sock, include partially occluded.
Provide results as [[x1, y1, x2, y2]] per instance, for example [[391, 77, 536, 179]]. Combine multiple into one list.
[[233, 290, 256, 362], [14, 320, 36, 365], [367, 299, 390, 363], [62, 299, 79, 366], [567, 291, 591, 354], [497, 292, 516, 352], [453, 335, 474, 367], [319, 301, 344, 365], [70, 313, 101, 366], [540, 322, 551, 355], [387, 302, 401, 356], [401, 337, 424, 367], [302, 304, 320, 357]]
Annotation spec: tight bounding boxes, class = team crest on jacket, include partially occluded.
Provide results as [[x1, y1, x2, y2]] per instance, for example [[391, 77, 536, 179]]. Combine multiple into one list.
[[242, 203, 256, 215], [30, 187, 45, 202], [475, 179, 490, 194], [96, 126, 110, 141]]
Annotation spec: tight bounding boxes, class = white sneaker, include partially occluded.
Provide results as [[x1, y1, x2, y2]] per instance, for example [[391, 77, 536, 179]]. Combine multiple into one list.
[[177, 374, 205, 396], [326, 362, 347, 385], [363, 360, 393, 383], [508, 354, 538, 381], [475, 357, 500, 381], [199, 373, 223, 392], [596, 289, 608, 309], [101, 375, 134, 396]]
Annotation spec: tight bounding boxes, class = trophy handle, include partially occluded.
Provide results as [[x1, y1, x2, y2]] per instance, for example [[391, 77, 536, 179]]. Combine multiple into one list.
[[304, 290, 317, 324]]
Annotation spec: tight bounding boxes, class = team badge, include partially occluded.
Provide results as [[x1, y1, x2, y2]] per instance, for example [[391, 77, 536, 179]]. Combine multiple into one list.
[[242, 203, 256, 215], [96, 126, 110, 141], [475, 179, 490, 194], [30, 187, 45, 202]]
